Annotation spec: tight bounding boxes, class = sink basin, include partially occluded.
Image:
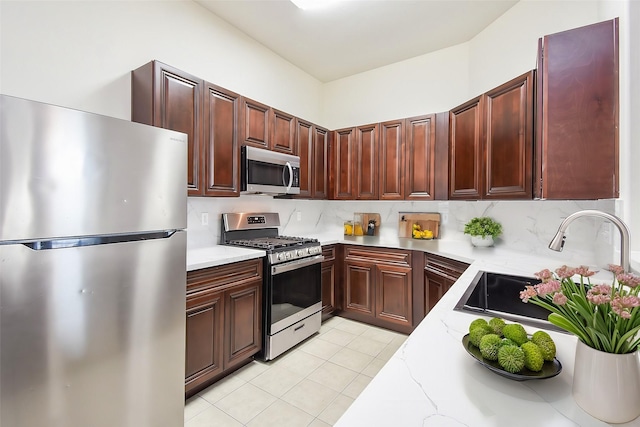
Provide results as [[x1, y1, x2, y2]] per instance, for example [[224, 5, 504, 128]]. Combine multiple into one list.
[[454, 270, 564, 333]]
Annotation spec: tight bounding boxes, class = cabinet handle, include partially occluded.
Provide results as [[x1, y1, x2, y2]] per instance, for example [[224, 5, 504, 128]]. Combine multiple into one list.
[[294, 323, 305, 332]]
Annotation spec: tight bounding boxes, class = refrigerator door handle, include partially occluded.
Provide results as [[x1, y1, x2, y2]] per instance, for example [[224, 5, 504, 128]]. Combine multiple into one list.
[[19, 230, 177, 250]]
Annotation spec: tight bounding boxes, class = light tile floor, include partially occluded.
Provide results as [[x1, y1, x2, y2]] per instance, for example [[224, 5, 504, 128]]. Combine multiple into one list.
[[184, 316, 408, 427]]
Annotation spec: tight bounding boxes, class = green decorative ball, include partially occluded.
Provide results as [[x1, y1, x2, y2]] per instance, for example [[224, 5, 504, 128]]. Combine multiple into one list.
[[531, 331, 556, 361], [488, 318, 506, 336], [498, 345, 525, 373], [502, 323, 529, 346], [521, 341, 545, 372], [469, 318, 489, 333], [479, 334, 502, 361], [469, 325, 493, 347]]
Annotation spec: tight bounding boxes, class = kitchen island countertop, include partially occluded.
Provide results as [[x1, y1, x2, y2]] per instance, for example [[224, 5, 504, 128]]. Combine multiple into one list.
[[334, 248, 639, 427]]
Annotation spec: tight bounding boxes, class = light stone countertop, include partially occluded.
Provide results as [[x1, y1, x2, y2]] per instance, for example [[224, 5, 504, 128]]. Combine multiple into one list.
[[334, 248, 639, 427], [187, 234, 639, 426], [186, 245, 266, 271]]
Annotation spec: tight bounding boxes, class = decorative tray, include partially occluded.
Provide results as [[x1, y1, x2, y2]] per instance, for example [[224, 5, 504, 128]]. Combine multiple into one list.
[[462, 334, 562, 381]]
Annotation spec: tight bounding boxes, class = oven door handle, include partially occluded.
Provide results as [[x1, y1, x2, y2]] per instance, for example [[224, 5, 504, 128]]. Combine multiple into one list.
[[271, 254, 324, 275]]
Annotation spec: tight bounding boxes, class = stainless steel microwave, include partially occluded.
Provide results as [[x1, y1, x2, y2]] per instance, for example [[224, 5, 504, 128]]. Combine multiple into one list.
[[241, 146, 301, 195]]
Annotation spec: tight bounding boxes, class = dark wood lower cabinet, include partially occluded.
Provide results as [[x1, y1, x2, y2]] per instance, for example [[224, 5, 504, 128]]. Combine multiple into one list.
[[424, 254, 469, 315], [224, 281, 262, 370], [376, 263, 412, 327], [185, 258, 263, 397], [342, 246, 414, 334], [185, 288, 224, 382]]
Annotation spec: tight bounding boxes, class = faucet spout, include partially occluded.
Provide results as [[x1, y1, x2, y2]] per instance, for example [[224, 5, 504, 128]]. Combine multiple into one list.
[[548, 210, 631, 272]]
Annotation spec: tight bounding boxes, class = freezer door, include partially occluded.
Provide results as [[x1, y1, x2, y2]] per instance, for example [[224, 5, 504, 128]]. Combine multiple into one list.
[[0, 231, 186, 427], [0, 95, 187, 241]]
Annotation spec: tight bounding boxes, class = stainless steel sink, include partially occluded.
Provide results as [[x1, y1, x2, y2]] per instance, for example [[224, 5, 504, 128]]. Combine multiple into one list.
[[454, 270, 565, 333]]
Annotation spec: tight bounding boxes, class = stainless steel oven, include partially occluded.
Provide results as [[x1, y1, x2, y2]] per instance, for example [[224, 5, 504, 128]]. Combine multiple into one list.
[[221, 212, 323, 360], [266, 253, 323, 359]]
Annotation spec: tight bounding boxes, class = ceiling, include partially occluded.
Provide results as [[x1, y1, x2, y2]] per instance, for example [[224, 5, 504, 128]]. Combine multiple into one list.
[[195, 0, 519, 82]]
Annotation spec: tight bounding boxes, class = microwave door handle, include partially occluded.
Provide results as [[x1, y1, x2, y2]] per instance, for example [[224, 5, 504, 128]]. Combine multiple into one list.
[[284, 161, 293, 193]]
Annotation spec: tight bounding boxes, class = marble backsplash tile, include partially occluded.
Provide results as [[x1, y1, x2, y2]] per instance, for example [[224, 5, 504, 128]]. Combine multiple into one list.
[[187, 196, 618, 268]]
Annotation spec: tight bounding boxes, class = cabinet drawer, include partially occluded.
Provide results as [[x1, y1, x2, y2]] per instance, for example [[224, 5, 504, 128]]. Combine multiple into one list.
[[187, 258, 263, 293], [424, 253, 468, 280], [322, 245, 336, 262], [344, 246, 411, 266]]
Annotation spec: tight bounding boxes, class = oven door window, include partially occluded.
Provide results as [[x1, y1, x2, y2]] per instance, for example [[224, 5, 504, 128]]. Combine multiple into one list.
[[269, 262, 321, 333]]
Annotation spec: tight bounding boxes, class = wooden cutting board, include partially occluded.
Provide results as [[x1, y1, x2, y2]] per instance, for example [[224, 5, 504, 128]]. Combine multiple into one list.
[[398, 212, 441, 238]]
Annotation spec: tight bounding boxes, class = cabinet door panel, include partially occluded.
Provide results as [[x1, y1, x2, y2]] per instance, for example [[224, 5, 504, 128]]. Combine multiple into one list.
[[355, 124, 379, 199], [271, 109, 296, 154], [321, 263, 336, 315], [424, 270, 451, 315], [203, 83, 240, 197], [225, 281, 262, 370], [344, 261, 374, 316], [405, 114, 436, 200], [312, 126, 329, 199], [242, 98, 270, 149], [379, 120, 404, 200], [185, 290, 224, 386], [296, 119, 313, 198], [332, 128, 355, 199], [537, 18, 618, 199], [485, 72, 533, 199], [450, 97, 483, 199], [376, 265, 412, 326], [131, 61, 203, 196]]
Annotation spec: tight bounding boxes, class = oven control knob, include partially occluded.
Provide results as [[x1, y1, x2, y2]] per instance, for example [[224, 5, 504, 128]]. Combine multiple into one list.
[[277, 253, 285, 261], [286, 251, 292, 259], [297, 249, 305, 257]]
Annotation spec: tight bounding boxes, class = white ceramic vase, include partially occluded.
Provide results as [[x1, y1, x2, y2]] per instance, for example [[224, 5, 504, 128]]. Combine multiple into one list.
[[572, 340, 640, 424], [470, 235, 494, 247]]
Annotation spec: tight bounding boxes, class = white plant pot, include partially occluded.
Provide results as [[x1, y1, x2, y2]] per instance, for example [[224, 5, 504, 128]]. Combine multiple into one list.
[[573, 340, 640, 423], [470, 235, 494, 247]]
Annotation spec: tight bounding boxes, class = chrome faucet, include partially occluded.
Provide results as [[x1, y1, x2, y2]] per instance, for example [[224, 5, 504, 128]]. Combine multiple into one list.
[[548, 210, 630, 272]]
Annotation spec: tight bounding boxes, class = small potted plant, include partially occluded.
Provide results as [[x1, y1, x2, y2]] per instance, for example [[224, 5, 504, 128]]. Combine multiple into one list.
[[463, 216, 502, 247]]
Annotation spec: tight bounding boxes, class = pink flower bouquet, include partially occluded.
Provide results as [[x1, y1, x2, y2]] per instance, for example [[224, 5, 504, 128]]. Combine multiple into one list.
[[520, 264, 640, 354]]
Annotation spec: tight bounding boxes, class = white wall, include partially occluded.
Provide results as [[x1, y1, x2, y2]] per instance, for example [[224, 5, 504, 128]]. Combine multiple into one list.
[[321, 43, 470, 129], [0, 0, 323, 123]]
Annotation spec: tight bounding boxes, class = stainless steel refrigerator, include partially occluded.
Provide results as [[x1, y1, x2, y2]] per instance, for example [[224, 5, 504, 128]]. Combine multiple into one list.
[[0, 95, 187, 427]]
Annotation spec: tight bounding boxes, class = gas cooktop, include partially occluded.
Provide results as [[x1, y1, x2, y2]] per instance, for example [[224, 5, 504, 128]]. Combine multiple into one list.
[[221, 213, 322, 264], [227, 236, 319, 251]]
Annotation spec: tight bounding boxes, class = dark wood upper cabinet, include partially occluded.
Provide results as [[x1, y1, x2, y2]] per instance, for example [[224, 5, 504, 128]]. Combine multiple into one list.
[[131, 61, 204, 196], [296, 119, 329, 199], [241, 97, 270, 149], [536, 18, 619, 199], [449, 70, 534, 200], [312, 126, 329, 199], [202, 83, 240, 197], [484, 71, 534, 199], [379, 120, 405, 200], [449, 96, 484, 200], [270, 109, 296, 154], [296, 119, 314, 198], [405, 114, 436, 200], [355, 123, 379, 200], [331, 127, 356, 199]]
